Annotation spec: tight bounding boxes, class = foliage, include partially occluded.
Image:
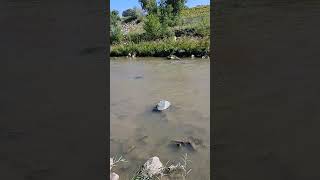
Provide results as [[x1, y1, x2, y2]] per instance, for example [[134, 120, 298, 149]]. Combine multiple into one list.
[[158, 0, 175, 27], [110, 25, 123, 44], [110, 10, 121, 25], [138, 0, 158, 14], [122, 8, 136, 18], [143, 14, 162, 38], [126, 33, 148, 44], [122, 7, 144, 23], [110, 10, 123, 44], [194, 16, 210, 37], [181, 5, 209, 19], [134, 7, 144, 22], [111, 37, 210, 57], [110, 4, 210, 57], [177, 16, 210, 38], [175, 5, 210, 37], [165, 0, 187, 16], [157, 0, 187, 27]]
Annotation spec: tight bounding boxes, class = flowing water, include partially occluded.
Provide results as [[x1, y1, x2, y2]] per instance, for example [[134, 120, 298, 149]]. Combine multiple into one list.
[[110, 57, 210, 179]]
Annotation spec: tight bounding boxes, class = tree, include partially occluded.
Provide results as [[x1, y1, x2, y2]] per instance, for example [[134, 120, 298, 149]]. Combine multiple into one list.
[[143, 14, 162, 38], [165, 0, 187, 16], [122, 8, 136, 18], [159, 0, 174, 26], [122, 7, 144, 23], [110, 10, 121, 26], [138, 0, 158, 14]]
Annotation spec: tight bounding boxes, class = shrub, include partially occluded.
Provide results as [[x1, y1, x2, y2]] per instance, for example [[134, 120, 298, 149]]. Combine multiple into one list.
[[165, 0, 187, 16], [110, 25, 123, 44], [143, 14, 162, 39], [123, 16, 137, 23], [126, 33, 148, 43], [110, 10, 121, 25], [139, 0, 158, 14], [194, 16, 210, 37]]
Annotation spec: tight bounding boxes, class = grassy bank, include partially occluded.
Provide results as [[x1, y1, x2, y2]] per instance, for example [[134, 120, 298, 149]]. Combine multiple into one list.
[[111, 37, 209, 57], [110, 5, 210, 58]]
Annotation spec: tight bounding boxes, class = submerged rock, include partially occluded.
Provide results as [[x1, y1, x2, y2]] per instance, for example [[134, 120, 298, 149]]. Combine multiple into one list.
[[201, 55, 209, 59], [127, 52, 137, 58], [137, 135, 149, 144], [167, 55, 181, 60], [170, 136, 205, 152], [132, 52, 137, 58]]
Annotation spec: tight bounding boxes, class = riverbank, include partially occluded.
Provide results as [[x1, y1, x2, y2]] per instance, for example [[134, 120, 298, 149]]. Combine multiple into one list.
[[110, 37, 210, 57], [110, 5, 210, 58]]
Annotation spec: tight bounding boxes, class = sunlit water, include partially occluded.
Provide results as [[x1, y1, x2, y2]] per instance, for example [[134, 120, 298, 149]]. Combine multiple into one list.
[[110, 57, 210, 179]]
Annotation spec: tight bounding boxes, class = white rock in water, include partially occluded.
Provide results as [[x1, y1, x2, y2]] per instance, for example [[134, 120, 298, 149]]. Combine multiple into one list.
[[143, 156, 164, 177], [110, 172, 119, 180], [157, 100, 171, 111]]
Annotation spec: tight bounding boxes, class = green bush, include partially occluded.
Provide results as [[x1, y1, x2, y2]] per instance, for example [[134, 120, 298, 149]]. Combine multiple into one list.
[[127, 33, 147, 43], [123, 16, 137, 23], [143, 14, 162, 39], [110, 25, 123, 44], [194, 16, 210, 37], [110, 10, 121, 25], [139, 0, 158, 14]]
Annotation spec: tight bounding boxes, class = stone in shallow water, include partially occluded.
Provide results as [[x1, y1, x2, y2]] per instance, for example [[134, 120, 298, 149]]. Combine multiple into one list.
[[170, 136, 206, 152], [156, 100, 171, 111], [142, 156, 164, 177]]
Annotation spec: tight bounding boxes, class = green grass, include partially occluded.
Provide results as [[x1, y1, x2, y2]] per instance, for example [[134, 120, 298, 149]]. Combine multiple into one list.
[[181, 5, 210, 19], [111, 37, 209, 57], [178, 5, 210, 37]]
